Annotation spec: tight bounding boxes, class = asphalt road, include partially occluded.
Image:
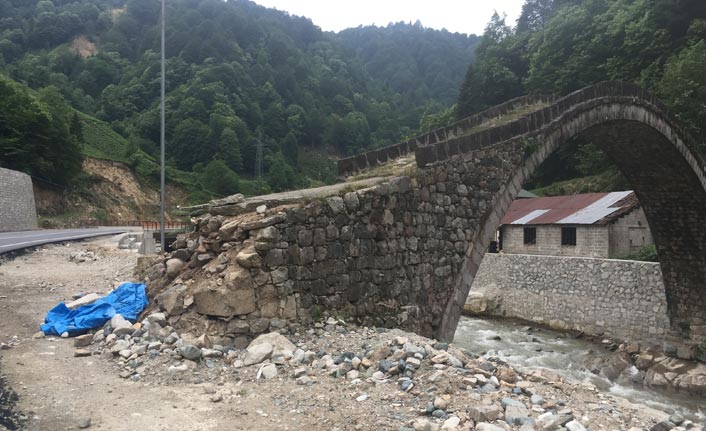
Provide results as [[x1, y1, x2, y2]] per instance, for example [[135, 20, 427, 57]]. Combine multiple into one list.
[[0, 228, 129, 254]]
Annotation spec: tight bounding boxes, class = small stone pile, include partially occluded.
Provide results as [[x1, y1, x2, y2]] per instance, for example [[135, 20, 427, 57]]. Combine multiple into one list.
[[68, 250, 98, 263]]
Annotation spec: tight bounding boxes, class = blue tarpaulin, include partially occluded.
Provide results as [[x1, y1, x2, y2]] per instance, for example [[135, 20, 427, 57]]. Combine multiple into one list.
[[41, 282, 149, 336]]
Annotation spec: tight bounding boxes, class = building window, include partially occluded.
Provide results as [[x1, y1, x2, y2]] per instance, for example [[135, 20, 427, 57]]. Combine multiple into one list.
[[561, 227, 577, 246], [523, 227, 536, 245]]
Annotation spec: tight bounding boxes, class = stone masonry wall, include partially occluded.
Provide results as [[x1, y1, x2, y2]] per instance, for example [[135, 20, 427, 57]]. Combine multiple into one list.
[[0, 167, 37, 232], [468, 253, 669, 342], [147, 141, 519, 345]]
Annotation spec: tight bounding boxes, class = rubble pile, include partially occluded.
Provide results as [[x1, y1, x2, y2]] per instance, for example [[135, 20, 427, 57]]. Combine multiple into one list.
[[68, 250, 98, 263], [61, 311, 703, 431], [141, 202, 313, 348]]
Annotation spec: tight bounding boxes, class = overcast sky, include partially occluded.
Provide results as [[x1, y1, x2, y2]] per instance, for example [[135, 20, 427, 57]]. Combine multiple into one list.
[[249, 0, 525, 35]]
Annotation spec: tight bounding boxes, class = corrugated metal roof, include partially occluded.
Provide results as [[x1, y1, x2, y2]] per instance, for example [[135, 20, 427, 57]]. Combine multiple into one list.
[[501, 191, 640, 226]]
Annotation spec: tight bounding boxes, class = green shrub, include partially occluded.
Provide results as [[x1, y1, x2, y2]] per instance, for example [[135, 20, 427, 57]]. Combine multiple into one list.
[[619, 244, 658, 262]]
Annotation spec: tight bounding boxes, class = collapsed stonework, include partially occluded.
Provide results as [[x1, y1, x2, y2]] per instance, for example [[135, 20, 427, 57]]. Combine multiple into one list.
[[144, 176, 446, 346]]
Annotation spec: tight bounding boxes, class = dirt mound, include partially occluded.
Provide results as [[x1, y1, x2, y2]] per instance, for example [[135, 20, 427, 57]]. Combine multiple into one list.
[[34, 157, 188, 224]]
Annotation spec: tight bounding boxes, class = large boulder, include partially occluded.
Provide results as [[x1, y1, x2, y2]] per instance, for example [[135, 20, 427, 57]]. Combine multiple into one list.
[[192, 283, 256, 317], [110, 314, 134, 336], [248, 332, 296, 358], [235, 245, 262, 268], [165, 258, 185, 277], [464, 291, 488, 314], [157, 284, 188, 316], [243, 342, 273, 366], [191, 263, 258, 317]]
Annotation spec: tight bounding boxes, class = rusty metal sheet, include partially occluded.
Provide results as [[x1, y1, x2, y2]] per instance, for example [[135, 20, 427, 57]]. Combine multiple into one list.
[[557, 191, 633, 224], [500, 191, 637, 225]]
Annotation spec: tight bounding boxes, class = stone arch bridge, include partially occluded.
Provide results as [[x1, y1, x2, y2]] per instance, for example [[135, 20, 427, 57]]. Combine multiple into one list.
[[161, 82, 705, 355]]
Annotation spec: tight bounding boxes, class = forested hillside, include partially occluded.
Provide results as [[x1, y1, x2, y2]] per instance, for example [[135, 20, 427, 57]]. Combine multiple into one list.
[[337, 23, 478, 108], [456, 0, 706, 194], [0, 0, 478, 199]]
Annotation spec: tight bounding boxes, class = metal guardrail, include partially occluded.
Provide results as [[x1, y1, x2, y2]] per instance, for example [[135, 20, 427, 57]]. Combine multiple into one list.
[[77, 220, 192, 230]]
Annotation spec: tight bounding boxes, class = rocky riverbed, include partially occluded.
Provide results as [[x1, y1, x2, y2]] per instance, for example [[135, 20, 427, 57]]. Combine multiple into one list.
[[0, 239, 704, 430]]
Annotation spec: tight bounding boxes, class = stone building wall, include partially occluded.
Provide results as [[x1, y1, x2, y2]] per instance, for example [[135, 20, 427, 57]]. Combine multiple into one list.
[[608, 207, 653, 257], [0, 167, 37, 232], [501, 225, 610, 258], [467, 253, 669, 342]]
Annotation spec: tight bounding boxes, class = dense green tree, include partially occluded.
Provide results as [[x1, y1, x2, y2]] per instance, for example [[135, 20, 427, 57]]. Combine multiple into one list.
[[0, 76, 82, 184], [170, 118, 210, 170], [219, 127, 244, 172], [457, 13, 526, 117], [1, 0, 479, 194], [658, 39, 706, 149], [266, 152, 298, 192], [201, 158, 240, 196]]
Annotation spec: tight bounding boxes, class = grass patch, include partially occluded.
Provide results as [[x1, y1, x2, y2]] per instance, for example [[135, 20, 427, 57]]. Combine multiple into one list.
[[530, 170, 628, 196], [77, 112, 130, 164], [462, 102, 550, 135], [348, 155, 417, 181]]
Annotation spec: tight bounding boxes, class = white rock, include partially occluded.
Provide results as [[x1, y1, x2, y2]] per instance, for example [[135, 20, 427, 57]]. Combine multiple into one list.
[[258, 363, 278, 380], [395, 336, 409, 345], [92, 329, 105, 343], [244, 342, 273, 366], [566, 421, 587, 431], [146, 312, 167, 326], [476, 423, 507, 431], [433, 396, 448, 410], [442, 416, 461, 429], [168, 363, 189, 376], [413, 418, 432, 431], [406, 357, 421, 369], [248, 333, 295, 358], [110, 314, 134, 336]]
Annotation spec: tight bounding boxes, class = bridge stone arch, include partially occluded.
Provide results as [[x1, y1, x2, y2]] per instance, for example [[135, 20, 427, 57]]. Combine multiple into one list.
[[159, 83, 705, 357], [408, 82, 706, 349]]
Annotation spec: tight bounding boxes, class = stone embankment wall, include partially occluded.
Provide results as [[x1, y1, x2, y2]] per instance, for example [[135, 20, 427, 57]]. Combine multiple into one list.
[[0, 167, 37, 232], [466, 253, 669, 342]]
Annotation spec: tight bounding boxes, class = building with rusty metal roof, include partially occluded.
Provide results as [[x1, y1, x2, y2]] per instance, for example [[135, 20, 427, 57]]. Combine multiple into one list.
[[498, 191, 653, 258]]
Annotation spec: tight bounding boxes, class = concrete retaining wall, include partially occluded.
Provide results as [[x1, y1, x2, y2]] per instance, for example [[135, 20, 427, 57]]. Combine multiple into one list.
[[0, 167, 37, 232], [467, 253, 669, 342]]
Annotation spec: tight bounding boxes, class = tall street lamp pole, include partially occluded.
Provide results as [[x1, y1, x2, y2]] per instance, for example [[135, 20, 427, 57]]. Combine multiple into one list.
[[160, 0, 166, 251]]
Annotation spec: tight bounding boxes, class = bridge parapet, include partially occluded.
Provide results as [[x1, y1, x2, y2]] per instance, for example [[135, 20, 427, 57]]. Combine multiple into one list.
[[337, 94, 557, 178], [416, 81, 703, 170]]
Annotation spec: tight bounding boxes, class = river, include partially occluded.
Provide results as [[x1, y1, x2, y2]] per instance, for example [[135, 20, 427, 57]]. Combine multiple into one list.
[[453, 316, 706, 421]]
